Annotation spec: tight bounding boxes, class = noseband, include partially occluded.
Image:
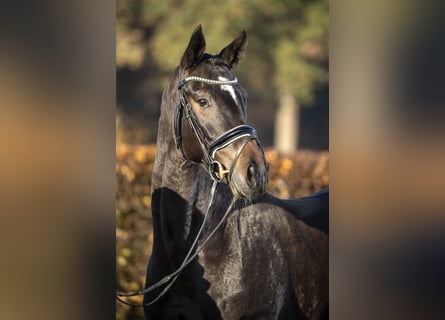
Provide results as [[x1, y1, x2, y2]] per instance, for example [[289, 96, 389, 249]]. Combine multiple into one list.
[[174, 69, 258, 182]]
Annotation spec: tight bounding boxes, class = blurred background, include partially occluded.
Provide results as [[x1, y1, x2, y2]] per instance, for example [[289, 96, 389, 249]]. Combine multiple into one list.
[[116, 0, 329, 319], [3, 1, 443, 320], [116, 0, 329, 151]]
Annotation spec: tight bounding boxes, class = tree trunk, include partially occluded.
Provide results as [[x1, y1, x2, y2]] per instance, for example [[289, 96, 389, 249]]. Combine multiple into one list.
[[274, 91, 299, 153]]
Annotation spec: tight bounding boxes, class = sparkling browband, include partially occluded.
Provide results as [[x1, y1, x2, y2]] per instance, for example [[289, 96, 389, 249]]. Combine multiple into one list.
[[178, 76, 238, 89]]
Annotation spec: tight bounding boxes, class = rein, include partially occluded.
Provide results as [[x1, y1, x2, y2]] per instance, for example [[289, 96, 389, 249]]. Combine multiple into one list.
[[116, 179, 236, 307], [116, 70, 255, 308]]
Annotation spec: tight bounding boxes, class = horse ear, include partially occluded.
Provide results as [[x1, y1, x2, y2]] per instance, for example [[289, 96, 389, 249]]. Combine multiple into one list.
[[219, 30, 248, 69], [180, 25, 206, 69]]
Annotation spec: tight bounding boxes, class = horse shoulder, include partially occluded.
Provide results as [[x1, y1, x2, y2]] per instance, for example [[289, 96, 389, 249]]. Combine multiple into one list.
[[251, 197, 329, 319], [244, 199, 329, 319], [200, 201, 328, 319]]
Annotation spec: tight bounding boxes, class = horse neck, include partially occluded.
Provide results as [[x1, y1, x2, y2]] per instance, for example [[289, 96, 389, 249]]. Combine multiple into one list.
[[150, 73, 218, 264]]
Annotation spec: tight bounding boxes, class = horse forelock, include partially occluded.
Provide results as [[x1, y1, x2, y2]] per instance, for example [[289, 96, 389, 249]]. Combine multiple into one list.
[[183, 57, 248, 114]]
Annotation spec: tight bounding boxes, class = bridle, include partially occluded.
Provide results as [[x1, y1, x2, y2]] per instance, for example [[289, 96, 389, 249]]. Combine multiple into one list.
[[116, 68, 260, 307], [174, 68, 258, 182]]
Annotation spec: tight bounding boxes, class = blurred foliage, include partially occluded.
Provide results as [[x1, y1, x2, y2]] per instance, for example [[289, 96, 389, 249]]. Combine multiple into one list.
[[116, 144, 155, 320], [117, 0, 328, 101], [117, 0, 329, 146], [116, 143, 329, 320]]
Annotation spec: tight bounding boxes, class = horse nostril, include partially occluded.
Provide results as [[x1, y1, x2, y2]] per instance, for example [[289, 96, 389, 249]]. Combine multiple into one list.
[[247, 163, 257, 187]]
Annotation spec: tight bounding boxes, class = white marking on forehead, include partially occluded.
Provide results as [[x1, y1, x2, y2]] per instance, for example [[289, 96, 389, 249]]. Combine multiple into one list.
[[218, 76, 238, 105]]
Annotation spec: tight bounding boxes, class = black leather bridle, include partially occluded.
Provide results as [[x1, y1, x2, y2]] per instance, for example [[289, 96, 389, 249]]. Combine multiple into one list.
[[174, 68, 258, 182]]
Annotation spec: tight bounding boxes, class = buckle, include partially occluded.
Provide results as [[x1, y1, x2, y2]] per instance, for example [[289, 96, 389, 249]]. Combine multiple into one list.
[[209, 161, 229, 181]]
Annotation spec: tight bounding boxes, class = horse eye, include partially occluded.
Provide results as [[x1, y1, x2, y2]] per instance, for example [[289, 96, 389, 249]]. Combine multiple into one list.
[[196, 98, 209, 107]]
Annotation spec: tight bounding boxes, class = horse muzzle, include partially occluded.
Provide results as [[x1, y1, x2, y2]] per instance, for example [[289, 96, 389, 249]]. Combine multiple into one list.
[[223, 139, 269, 199]]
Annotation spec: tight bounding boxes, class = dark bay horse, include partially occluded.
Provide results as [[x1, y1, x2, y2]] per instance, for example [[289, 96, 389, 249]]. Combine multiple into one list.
[[143, 25, 328, 319]]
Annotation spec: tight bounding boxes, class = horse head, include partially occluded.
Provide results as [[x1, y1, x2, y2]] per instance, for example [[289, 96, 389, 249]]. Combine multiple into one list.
[[173, 25, 268, 199]]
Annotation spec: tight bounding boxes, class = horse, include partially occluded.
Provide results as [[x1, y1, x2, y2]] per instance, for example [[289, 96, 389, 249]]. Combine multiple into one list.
[[142, 25, 328, 319]]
